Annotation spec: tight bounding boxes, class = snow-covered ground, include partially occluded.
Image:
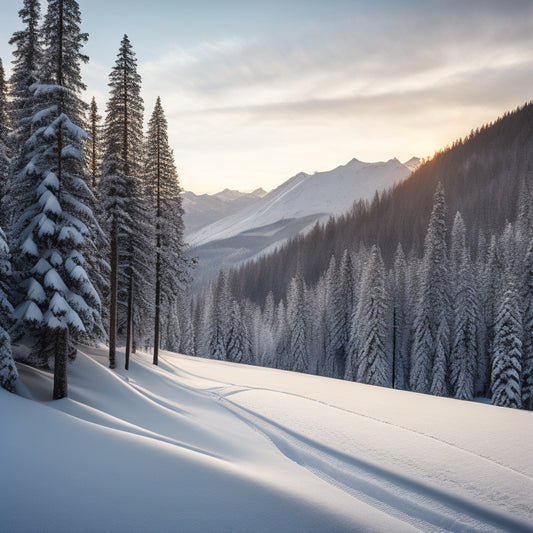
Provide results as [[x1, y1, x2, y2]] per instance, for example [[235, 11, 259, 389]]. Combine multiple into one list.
[[2, 346, 532, 532]]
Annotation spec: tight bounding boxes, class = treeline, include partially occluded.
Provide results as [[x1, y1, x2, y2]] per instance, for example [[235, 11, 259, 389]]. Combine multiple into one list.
[[229, 102, 533, 304], [0, 0, 190, 397], [192, 182, 532, 409]]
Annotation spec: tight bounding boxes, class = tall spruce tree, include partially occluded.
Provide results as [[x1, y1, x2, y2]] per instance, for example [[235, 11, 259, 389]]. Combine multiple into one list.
[[0, 227, 17, 392], [208, 271, 230, 360], [450, 212, 479, 400], [86, 96, 102, 189], [355, 245, 390, 386], [521, 238, 533, 410], [331, 250, 354, 379], [7, 0, 42, 231], [0, 58, 10, 228], [99, 35, 145, 369], [410, 183, 451, 395], [391, 243, 409, 389], [491, 283, 523, 408], [144, 97, 187, 365], [286, 271, 309, 373], [10, 0, 100, 399], [8, 0, 42, 156]]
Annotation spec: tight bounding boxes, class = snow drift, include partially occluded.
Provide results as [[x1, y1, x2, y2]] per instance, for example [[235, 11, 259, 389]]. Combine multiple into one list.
[[1, 346, 532, 532]]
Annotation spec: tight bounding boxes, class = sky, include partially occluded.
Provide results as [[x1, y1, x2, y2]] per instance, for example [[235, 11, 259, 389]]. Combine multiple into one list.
[[1, 1, 532, 194]]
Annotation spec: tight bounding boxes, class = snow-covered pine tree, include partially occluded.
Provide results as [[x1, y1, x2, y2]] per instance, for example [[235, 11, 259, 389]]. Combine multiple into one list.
[[286, 271, 309, 373], [450, 212, 479, 400], [8, 0, 42, 157], [144, 97, 188, 365], [0, 227, 17, 392], [225, 300, 252, 364], [0, 58, 10, 229], [391, 243, 409, 389], [331, 250, 354, 379], [322, 255, 337, 377], [99, 35, 146, 369], [6, 0, 42, 231], [410, 183, 451, 395], [354, 245, 391, 386], [10, 0, 100, 399], [86, 96, 102, 189], [491, 283, 523, 409], [208, 271, 230, 360], [521, 238, 533, 410], [178, 297, 195, 356]]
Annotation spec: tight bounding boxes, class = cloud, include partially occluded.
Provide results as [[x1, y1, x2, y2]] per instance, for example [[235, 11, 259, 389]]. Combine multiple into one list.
[[134, 0, 533, 192], [140, 1, 533, 122]]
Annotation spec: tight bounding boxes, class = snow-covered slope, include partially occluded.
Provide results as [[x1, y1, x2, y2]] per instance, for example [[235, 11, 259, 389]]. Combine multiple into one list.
[[2, 346, 532, 532], [187, 157, 414, 288], [183, 188, 267, 236], [189, 157, 412, 247]]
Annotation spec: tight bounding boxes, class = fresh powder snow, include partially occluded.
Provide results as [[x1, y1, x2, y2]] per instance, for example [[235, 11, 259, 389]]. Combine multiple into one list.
[[2, 346, 532, 532]]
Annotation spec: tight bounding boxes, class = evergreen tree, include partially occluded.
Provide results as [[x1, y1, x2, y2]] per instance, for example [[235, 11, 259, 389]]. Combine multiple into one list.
[[208, 271, 230, 360], [322, 255, 337, 376], [144, 97, 187, 365], [8, 0, 42, 156], [355, 245, 390, 386], [6, 0, 42, 231], [86, 96, 102, 189], [491, 284, 523, 409], [99, 35, 145, 368], [286, 272, 309, 373], [0, 58, 10, 228], [411, 183, 451, 395], [10, 0, 99, 399], [0, 227, 17, 392], [225, 300, 252, 364], [521, 238, 533, 410], [391, 243, 409, 389], [450, 212, 479, 400], [178, 297, 196, 356]]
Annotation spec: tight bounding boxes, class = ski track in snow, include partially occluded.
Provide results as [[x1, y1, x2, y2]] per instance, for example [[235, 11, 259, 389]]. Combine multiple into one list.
[[159, 356, 530, 482], [132, 353, 533, 533]]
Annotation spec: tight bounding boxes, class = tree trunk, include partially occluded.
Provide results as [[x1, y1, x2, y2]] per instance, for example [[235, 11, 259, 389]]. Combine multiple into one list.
[[125, 270, 133, 370], [109, 224, 117, 369], [53, 328, 68, 399], [153, 250, 161, 365]]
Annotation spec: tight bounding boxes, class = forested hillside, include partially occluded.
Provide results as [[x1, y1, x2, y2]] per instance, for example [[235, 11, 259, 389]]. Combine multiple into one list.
[[229, 103, 533, 304], [192, 103, 533, 410]]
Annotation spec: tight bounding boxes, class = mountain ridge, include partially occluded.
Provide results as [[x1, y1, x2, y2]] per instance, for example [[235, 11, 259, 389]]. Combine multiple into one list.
[[187, 156, 417, 288]]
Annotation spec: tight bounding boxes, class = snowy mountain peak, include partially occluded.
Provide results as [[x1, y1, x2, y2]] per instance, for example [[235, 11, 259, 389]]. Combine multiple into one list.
[[403, 156, 421, 172], [189, 157, 414, 249]]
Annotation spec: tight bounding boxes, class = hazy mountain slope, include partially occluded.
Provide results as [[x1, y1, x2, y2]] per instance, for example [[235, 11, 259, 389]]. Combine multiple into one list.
[[183, 188, 266, 235], [3, 346, 532, 532], [189, 157, 413, 247], [188, 157, 414, 288]]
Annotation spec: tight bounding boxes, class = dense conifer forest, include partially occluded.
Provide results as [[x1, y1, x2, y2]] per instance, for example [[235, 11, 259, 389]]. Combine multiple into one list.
[[193, 104, 533, 410]]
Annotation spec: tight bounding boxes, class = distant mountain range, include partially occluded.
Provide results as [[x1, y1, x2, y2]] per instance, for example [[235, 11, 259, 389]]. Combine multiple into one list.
[[183, 187, 267, 235], [184, 157, 419, 288]]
